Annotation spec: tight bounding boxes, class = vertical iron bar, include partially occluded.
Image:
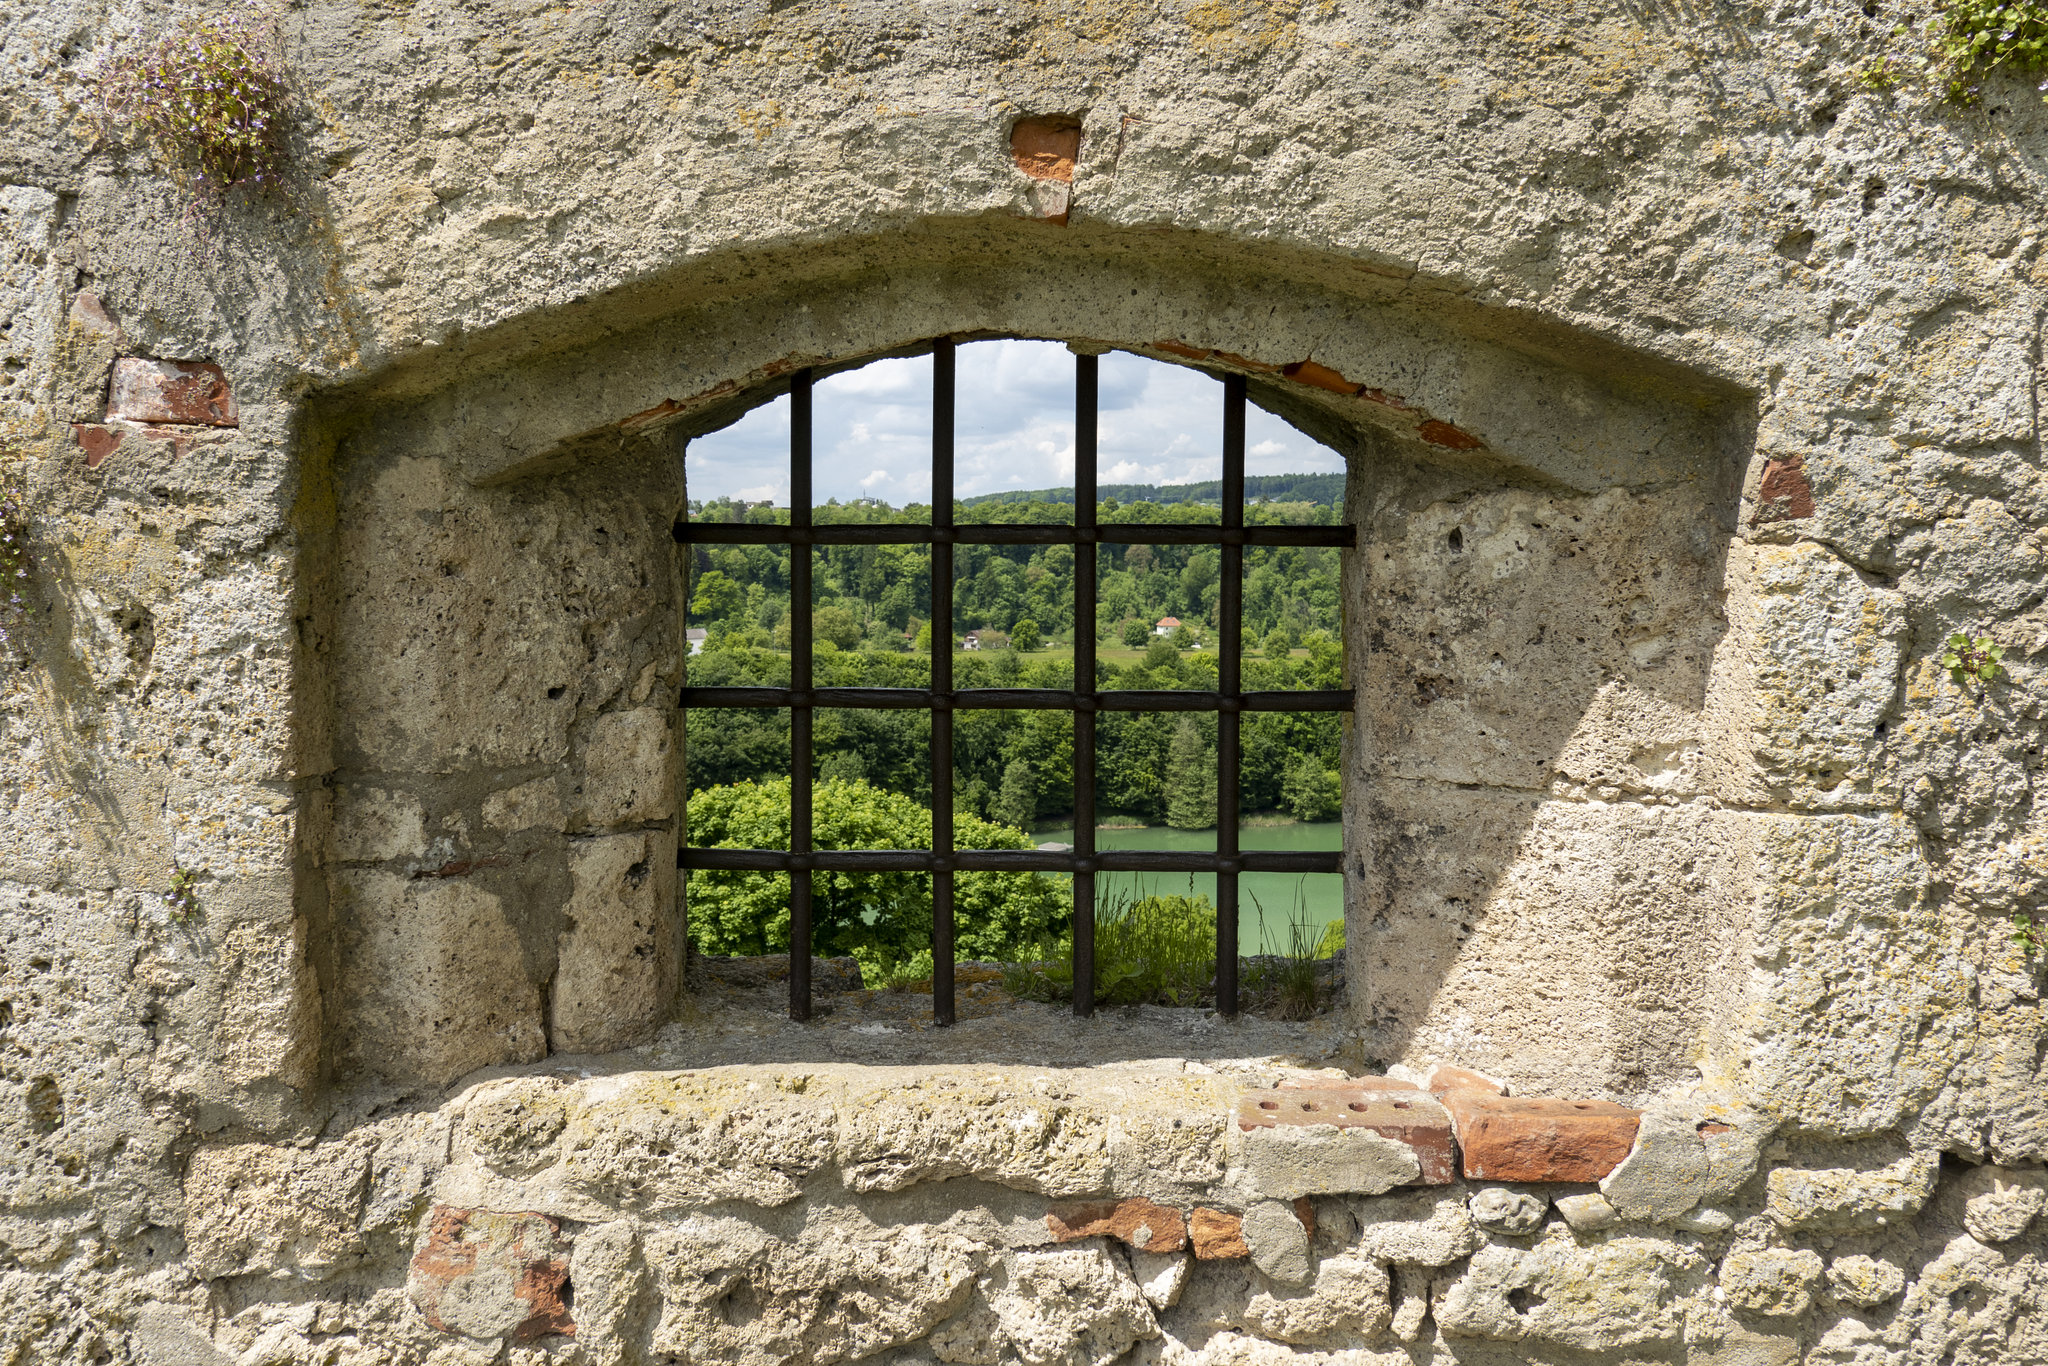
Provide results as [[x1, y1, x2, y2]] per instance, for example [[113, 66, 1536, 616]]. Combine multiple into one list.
[[789, 371, 814, 1021], [931, 341, 957, 1026], [1073, 352, 1098, 1018], [1218, 374, 1245, 1017]]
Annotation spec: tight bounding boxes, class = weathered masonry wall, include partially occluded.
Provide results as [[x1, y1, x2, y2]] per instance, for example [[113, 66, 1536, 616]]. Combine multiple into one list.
[[0, 0, 2045, 1360]]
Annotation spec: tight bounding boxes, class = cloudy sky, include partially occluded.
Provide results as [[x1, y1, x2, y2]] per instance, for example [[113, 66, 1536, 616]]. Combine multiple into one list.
[[686, 339, 1345, 507]]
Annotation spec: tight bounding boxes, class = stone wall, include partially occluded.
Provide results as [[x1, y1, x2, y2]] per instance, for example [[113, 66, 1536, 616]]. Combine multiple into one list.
[[0, 0, 2044, 1359]]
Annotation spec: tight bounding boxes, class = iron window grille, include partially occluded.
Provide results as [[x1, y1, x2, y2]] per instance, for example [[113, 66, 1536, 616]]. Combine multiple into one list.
[[676, 339, 1356, 1022]]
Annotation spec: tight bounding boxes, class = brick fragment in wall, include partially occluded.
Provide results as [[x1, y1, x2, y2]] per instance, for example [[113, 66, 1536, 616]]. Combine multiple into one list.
[[1752, 453, 1815, 524], [1425, 1065, 1507, 1096], [408, 1206, 574, 1342], [1440, 1091, 1641, 1183], [1188, 1207, 1248, 1259], [1010, 115, 1081, 181], [70, 423, 121, 467], [1238, 1085, 1455, 1184], [108, 357, 238, 426], [1045, 1197, 1188, 1253]]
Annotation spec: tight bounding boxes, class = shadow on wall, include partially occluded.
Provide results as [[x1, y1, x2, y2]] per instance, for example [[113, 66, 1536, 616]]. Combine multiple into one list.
[[297, 225, 1758, 1097], [1348, 437, 1748, 1104]]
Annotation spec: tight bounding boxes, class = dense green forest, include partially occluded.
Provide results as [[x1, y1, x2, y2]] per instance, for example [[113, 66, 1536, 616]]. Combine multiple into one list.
[[682, 484, 1347, 831], [683, 488, 1343, 651]]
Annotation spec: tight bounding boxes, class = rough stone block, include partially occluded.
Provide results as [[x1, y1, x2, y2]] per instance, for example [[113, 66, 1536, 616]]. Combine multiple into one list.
[[1242, 1254, 1392, 1346], [1720, 1248, 1823, 1318], [1442, 1091, 1641, 1183], [108, 357, 238, 426], [1045, 1197, 1186, 1254], [1188, 1208, 1248, 1260], [1127, 1249, 1188, 1310], [1241, 1199, 1312, 1285], [1599, 1112, 1710, 1223], [1555, 1192, 1621, 1232], [330, 785, 426, 863], [1825, 1254, 1906, 1308], [1435, 1232, 1706, 1351], [185, 1144, 369, 1280], [408, 1206, 574, 1342], [334, 870, 546, 1087], [484, 778, 564, 833], [550, 829, 678, 1054], [1239, 1086, 1448, 1187], [1469, 1187, 1546, 1235], [576, 708, 677, 829], [1957, 1166, 2046, 1243], [1350, 1187, 1483, 1265], [1764, 1151, 1939, 1234]]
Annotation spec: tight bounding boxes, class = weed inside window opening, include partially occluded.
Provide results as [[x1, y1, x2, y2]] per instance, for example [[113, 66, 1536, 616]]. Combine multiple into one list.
[[97, 6, 292, 219]]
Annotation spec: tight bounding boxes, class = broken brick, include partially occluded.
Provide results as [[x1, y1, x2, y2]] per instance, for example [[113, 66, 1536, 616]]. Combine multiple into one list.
[[1282, 359, 1364, 397], [1441, 1091, 1641, 1184], [1238, 1084, 1456, 1184], [1752, 453, 1815, 524], [109, 358, 237, 427], [1424, 1064, 1507, 1096], [408, 1206, 574, 1342], [1417, 419, 1483, 450], [1010, 115, 1083, 181], [72, 424, 122, 468], [1189, 1207, 1248, 1259], [1046, 1196, 1187, 1253]]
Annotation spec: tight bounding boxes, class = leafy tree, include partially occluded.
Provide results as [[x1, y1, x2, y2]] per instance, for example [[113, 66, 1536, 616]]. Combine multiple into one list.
[[1011, 618, 1044, 652], [1121, 620, 1151, 650], [995, 758, 1038, 831], [1280, 754, 1342, 822], [690, 570, 745, 624], [1143, 637, 1179, 670], [1165, 715, 1216, 829], [684, 777, 1065, 972], [1170, 624, 1194, 650], [813, 605, 863, 650], [1263, 628, 1292, 661]]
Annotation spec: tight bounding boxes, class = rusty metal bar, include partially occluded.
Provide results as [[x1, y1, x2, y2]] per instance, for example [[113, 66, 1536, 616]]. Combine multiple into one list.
[[789, 369, 814, 1021], [931, 341, 957, 1026], [1073, 351, 1098, 1018]]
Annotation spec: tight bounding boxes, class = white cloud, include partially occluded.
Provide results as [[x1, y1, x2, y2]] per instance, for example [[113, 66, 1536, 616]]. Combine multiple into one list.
[[686, 339, 1343, 507]]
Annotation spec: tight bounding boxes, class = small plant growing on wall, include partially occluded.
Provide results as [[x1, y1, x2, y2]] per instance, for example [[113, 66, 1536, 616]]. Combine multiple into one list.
[[96, 6, 292, 220], [2016, 913, 2043, 960], [1941, 631, 2006, 691], [0, 481, 30, 657], [166, 866, 204, 924], [1933, 0, 2048, 101]]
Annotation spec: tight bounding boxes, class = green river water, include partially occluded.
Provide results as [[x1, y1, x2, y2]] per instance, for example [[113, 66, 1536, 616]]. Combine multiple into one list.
[[1030, 821, 1344, 956]]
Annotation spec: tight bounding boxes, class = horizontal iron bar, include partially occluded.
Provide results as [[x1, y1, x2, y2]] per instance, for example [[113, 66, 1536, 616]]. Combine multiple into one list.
[[680, 847, 1343, 874], [676, 522, 1354, 548], [683, 687, 1355, 712]]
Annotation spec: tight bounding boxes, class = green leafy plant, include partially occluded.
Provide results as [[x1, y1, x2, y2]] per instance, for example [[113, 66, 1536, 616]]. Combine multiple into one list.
[[0, 482, 29, 655], [1002, 888, 1218, 1008], [1941, 632, 2006, 688], [166, 866, 203, 924], [1244, 887, 1334, 1021], [96, 6, 292, 215], [1932, 0, 2048, 102], [2014, 912, 2043, 958], [1857, 53, 1905, 89]]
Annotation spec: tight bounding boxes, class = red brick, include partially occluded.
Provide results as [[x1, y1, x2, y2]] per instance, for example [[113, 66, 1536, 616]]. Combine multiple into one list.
[[1417, 419, 1483, 450], [108, 358, 237, 427], [1282, 359, 1364, 397], [1292, 1196, 1317, 1240], [408, 1206, 574, 1341], [1189, 1207, 1248, 1259], [1046, 1196, 1187, 1253], [1752, 454, 1815, 523], [1010, 115, 1082, 181], [72, 424, 122, 468], [1441, 1092, 1641, 1184], [1238, 1085, 1456, 1184], [1425, 1064, 1506, 1096]]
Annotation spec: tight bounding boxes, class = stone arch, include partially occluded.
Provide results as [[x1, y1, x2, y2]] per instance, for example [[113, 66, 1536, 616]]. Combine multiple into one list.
[[302, 227, 1756, 1096]]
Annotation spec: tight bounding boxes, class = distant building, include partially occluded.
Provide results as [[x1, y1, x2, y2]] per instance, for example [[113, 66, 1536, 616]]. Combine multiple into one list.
[[961, 630, 982, 650], [1154, 616, 1181, 636], [686, 628, 707, 655]]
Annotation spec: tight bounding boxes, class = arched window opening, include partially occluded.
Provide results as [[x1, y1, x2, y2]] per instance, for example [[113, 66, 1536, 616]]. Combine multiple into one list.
[[678, 339, 1353, 1023]]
